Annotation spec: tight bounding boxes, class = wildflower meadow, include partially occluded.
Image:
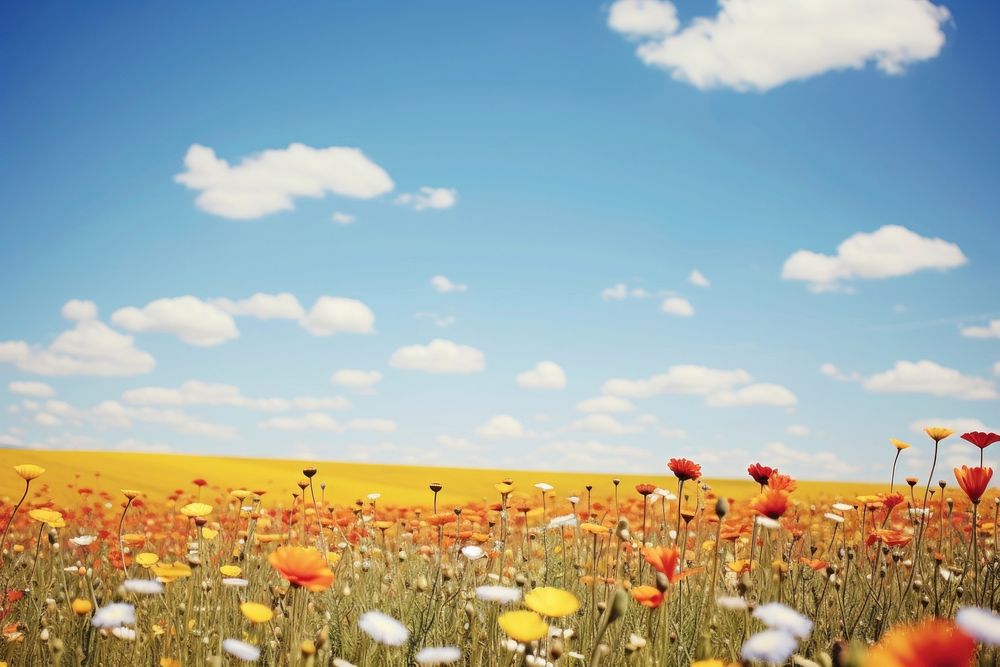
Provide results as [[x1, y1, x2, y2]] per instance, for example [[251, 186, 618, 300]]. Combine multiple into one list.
[[0, 427, 997, 666]]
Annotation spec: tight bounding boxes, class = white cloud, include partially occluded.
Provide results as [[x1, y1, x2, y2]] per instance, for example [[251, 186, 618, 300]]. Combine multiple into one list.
[[908, 417, 993, 435], [0, 303, 155, 376], [600, 283, 652, 300], [961, 320, 1000, 340], [516, 361, 567, 390], [389, 339, 485, 374], [213, 293, 305, 320], [8, 381, 55, 398], [436, 435, 483, 451], [115, 438, 175, 454], [476, 414, 525, 439], [603, 364, 795, 408], [786, 424, 810, 437], [258, 413, 394, 432], [395, 187, 457, 211], [35, 412, 60, 427], [330, 369, 383, 393], [61, 299, 98, 321], [603, 365, 751, 398], [121, 380, 351, 412], [863, 360, 997, 400], [90, 400, 236, 439], [535, 440, 654, 473], [688, 270, 710, 288], [706, 383, 798, 407], [570, 414, 641, 435], [174, 143, 394, 220], [430, 275, 468, 293], [331, 211, 356, 225], [608, 0, 679, 37], [661, 296, 694, 317], [299, 297, 375, 336], [609, 0, 951, 93], [112, 296, 239, 347], [415, 312, 457, 328], [759, 441, 858, 477], [782, 225, 967, 292], [0, 434, 21, 447], [576, 396, 636, 413], [995, 362, 1000, 377]]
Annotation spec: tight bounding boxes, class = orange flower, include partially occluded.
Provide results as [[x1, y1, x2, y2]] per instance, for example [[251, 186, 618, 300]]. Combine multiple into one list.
[[954, 466, 993, 503], [767, 473, 797, 493], [866, 529, 912, 549], [630, 585, 664, 608], [865, 618, 975, 667], [635, 483, 656, 496], [267, 546, 334, 592], [749, 489, 790, 520], [668, 458, 701, 482], [639, 546, 701, 583], [799, 557, 827, 571]]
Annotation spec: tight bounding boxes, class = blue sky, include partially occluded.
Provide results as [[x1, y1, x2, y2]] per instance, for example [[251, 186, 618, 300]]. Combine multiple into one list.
[[0, 0, 997, 480]]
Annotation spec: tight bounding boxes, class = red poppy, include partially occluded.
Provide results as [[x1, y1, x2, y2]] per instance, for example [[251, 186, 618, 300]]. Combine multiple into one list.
[[954, 466, 993, 503], [749, 489, 790, 520], [867, 618, 976, 667], [191, 478, 208, 487], [668, 458, 701, 482], [747, 463, 776, 486], [961, 432, 1000, 450]]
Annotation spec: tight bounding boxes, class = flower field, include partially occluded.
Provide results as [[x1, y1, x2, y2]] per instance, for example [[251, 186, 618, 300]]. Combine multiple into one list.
[[0, 428, 997, 666]]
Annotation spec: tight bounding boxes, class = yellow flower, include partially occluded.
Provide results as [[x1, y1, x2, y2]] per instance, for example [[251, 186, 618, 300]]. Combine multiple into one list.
[[580, 523, 609, 535], [494, 482, 514, 495], [890, 438, 911, 450], [924, 427, 954, 443], [71, 598, 93, 615], [231, 489, 250, 500], [180, 502, 212, 518], [220, 565, 242, 577], [160, 659, 181, 667], [135, 553, 159, 568], [202, 528, 219, 540], [498, 610, 548, 643], [692, 661, 726, 667], [240, 602, 274, 624], [121, 489, 141, 500], [153, 562, 193, 583], [524, 587, 580, 618], [28, 508, 63, 526], [13, 465, 44, 481]]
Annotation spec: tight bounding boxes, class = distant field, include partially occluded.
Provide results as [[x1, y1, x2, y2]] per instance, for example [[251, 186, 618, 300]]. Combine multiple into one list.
[[0, 448, 885, 507]]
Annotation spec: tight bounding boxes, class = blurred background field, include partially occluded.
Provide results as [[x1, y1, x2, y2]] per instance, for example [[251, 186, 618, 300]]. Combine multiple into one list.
[[0, 448, 884, 507]]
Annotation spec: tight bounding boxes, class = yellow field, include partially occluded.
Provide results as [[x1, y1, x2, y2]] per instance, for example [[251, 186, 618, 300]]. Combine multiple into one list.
[[0, 448, 884, 506]]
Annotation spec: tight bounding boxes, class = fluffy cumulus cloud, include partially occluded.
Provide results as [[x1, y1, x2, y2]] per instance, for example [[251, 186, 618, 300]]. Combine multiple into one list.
[[603, 364, 796, 407], [174, 143, 395, 220], [608, 0, 951, 92], [258, 413, 396, 432], [516, 361, 567, 390], [0, 301, 155, 376], [781, 225, 967, 293], [661, 296, 694, 317], [331, 211, 355, 225], [121, 380, 351, 412], [112, 296, 239, 347], [395, 187, 458, 211], [389, 339, 485, 374], [863, 360, 998, 400], [330, 369, 383, 392], [476, 414, 526, 439], [8, 381, 55, 398], [90, 400, 236, 439], [430, 275, 467, 293], [571, 413, 641, 435], [212, 293, 305, 320], [961, 320, 1000, 340], [576, 396, 636, 413], [688, 270, 710, 288], [299, 297, 376, 336]]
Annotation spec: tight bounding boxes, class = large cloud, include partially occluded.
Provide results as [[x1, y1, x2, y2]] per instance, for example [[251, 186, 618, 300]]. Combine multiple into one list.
[[602, 364, 796, 407], [608, 0, 951, 92], [863, 360, 997, 401], [0, 301, 155, 376], [782, 225, 966, 292], [389, 339, 485, 374], [175, 143, 395, 220]]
